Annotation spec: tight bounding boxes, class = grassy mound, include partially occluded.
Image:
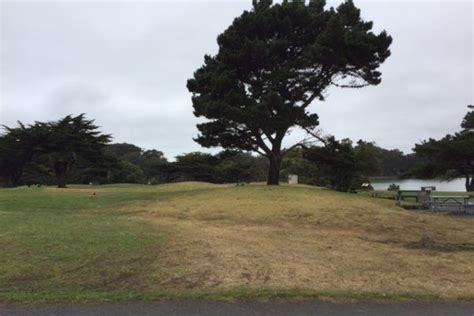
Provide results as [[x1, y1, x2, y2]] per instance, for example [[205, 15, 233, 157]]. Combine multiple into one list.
[[0, 182, 473, 302]]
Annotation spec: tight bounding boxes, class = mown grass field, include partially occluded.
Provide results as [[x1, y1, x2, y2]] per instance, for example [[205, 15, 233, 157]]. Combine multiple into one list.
[[0, 182, 473, 302]]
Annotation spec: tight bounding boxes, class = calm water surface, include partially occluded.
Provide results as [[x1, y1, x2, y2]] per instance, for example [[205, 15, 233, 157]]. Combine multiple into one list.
[[371, 178, 466, 192]]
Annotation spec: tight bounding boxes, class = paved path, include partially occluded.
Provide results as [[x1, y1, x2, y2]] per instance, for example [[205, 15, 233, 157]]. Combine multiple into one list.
[[1, 300, 473, 316]]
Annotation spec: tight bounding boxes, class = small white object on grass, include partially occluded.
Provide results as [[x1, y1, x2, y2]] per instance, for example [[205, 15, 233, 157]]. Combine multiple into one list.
[[288, 174, 298, 184]]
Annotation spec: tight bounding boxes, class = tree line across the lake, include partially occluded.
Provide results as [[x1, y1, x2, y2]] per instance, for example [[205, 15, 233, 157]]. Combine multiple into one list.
[[1, 0, 472, 191], [0, 111, 472, 191], [0, 112, 458, 191]]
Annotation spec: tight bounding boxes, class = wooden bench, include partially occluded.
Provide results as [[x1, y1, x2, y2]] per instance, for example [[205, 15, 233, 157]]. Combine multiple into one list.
[[396, 190, 422, 204]]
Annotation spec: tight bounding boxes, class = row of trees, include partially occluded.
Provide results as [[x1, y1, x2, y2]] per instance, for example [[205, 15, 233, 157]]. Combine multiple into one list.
[[280, 139, 421, 191], [1, 111, 471, 191], [301, 110, 474, 192], [1, 113, 422, 189], [104, 139, 419, 191], [103, 145, 269, 184], [0, 115, 270, 187]]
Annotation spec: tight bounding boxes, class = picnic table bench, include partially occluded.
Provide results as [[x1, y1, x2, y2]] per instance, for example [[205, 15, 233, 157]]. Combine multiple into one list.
[[428, 195, 471, 213], [396, 190, 425, 204]]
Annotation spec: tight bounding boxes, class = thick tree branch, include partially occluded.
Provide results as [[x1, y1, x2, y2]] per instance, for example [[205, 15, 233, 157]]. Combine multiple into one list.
[[254, 131, 272, 155], [255, 149, 268, 157], [300, 92, 320, 108]]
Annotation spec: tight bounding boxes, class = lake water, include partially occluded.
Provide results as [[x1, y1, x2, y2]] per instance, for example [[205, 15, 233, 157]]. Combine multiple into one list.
[[370, 178, 466, 192]]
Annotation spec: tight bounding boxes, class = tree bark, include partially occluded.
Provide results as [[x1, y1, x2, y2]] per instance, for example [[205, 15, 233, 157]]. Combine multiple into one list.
[[266, 154, 282, 185], [6, 170, 22, 187], [54, 161, 69, 188], [466, 175, 474, 192], [6, 176, 19, 188]]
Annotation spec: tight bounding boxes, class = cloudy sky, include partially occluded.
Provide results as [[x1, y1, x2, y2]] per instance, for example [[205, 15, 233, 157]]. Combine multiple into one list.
[[1, 0, 472, 159]]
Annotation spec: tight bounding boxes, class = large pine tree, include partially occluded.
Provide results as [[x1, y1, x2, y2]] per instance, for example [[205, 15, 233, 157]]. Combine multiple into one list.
[[1, 114, 111, 188], [188, 0, 392, 184], [39, 114, 111, 188]]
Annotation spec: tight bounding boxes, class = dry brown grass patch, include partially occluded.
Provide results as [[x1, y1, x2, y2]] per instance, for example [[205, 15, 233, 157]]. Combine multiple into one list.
[[127, 184, 474, 298]]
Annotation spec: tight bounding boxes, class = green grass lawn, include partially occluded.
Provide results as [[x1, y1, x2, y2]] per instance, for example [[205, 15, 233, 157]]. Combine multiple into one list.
[[1, 183, 473, 302], [0, 184, 207, 302]]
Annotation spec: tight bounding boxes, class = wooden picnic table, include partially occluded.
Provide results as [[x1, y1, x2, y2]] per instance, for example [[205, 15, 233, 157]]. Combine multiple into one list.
[[429, 195, 471, 213], [396, 190, 424, 204]]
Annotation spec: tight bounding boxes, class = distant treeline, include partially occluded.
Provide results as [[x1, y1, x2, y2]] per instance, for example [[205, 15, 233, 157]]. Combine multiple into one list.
[[0, 114, 422, 189], [80, 141, 421, 187], [1, 139, 420, 188], [97, 144, 270, 185], [99, 141, 420, 186]]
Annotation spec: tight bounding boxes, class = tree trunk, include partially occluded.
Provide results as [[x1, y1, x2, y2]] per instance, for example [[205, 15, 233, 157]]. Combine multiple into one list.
[[6, 170, 22, 187], [466, 175, 474, 192], [6, 176, 19, 188], [267, 154, 282, 185], [54, 161, 69, 188], [57, 171, 67, 188]]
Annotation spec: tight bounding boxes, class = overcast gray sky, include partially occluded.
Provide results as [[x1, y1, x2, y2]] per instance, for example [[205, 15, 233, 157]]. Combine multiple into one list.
[[1, 0, 472, 159]]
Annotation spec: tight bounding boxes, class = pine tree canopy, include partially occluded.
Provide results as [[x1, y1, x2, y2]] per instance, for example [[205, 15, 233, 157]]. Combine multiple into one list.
[[187, 0, 392, 184], [188, 0, 391, 151]]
